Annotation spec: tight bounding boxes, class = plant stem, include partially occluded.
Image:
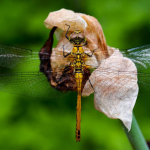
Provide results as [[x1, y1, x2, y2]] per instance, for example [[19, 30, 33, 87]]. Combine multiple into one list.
[[121, 113, 149, 150]]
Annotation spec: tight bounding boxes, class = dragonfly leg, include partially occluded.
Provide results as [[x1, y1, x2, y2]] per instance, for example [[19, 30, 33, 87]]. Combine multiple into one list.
[[65, 24, 70, 40], [85, 47, 99, 57], [63, 45, 71, 58], [88, 78, 95, 93], [83, 41, 87, 46]]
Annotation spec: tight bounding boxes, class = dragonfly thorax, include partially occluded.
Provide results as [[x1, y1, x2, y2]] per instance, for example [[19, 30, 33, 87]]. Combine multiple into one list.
[[72, 46, 85, 55]]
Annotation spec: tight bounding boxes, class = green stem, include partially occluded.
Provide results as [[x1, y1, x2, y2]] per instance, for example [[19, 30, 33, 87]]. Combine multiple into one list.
[[121, 113, 149, 150]]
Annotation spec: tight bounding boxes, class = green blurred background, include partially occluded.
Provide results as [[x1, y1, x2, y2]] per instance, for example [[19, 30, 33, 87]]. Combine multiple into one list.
[[0, 0, 150, 150]]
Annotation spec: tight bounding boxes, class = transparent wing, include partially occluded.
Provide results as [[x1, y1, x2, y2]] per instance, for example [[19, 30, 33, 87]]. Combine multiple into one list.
[[94, 66, 150, 95], [0, 45, 98, 71], [0, 45, 150, 98], [122, 45, 150, 72], [137, 72, 150, 94], [0, 45, 40, 72], [0, 45, 72, 98], [120, 45, 150, 94], [0, 71, 70, 99]]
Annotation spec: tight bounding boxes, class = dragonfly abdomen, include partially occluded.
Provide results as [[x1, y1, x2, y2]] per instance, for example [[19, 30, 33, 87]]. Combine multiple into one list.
[[75, 72, 83, 142], [72, 46, 85, 142]]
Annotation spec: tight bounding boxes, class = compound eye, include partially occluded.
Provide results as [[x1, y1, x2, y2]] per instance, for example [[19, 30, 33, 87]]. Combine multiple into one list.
[[78, 33, 85, 39], [70, 33, 77, 40]]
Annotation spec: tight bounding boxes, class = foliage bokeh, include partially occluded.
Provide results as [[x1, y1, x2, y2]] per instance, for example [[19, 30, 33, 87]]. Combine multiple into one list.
[[0, 0, 150, 150]]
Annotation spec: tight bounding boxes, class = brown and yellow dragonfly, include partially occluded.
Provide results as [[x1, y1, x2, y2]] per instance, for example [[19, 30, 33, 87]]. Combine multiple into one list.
[[0, 27, 150, 142]]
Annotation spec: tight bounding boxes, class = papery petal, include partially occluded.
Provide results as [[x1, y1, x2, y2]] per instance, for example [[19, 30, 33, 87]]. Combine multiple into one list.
[[44, 9, 113, 64], [44, 9, 87, 31], [78, 13, 109, 62], [82, 49, 138, 130], [43, 9, 139, 129]]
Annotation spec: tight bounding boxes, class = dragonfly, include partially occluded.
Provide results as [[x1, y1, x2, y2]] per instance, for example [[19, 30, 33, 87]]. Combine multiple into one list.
[[0, 27, 150, 141]]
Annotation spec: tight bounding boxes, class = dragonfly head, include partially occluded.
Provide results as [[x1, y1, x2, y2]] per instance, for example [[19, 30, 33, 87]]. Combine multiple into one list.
[[69, 31, 86, 45]]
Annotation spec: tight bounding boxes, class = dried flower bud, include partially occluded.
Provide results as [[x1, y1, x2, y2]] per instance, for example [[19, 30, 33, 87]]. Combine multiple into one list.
[[42, 9, 138, 130], [82, 50, 138, 130]]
